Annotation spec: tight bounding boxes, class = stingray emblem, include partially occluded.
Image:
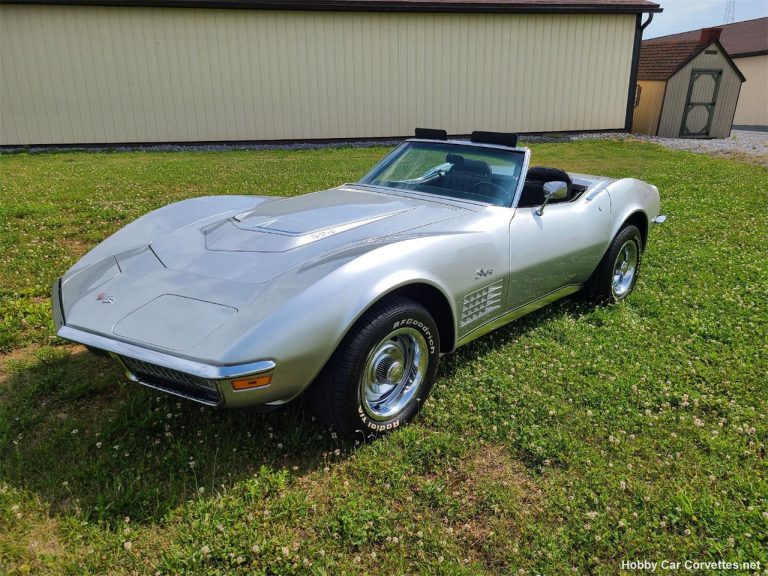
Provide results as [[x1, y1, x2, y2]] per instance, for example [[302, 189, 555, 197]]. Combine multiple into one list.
[[475, 268, 494, 279], [96, 292, 115, 304]]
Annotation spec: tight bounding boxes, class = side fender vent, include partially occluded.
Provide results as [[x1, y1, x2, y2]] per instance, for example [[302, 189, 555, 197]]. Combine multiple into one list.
[[460, 280, 504, 327]]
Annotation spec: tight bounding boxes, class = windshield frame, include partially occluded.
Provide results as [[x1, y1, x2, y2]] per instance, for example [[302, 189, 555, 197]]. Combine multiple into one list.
[[358, 139, 530, 208]]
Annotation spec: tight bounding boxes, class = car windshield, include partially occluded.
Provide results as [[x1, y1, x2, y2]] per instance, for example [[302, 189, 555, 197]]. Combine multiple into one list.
[[358, 141, 525, 206]]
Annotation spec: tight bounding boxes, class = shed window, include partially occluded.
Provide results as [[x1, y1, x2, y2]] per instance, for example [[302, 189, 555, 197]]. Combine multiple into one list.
[[634, 85, 642, 108]]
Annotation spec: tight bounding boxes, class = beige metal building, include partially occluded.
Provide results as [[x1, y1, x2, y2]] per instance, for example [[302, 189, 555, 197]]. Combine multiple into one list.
[[632, 28, 745, 138], [644, 17, 768, 131], [0, 0, 661, 146]]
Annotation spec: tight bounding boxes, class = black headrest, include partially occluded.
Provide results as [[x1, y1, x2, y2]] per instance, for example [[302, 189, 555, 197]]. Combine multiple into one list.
[[527, 166, 572, 186], [415, 127, 448, 140], [470, 131, 518, 147], [446, 154, 491, 178]]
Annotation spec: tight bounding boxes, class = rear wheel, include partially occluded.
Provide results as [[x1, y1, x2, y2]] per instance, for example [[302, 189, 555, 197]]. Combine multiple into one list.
[[584, 225, 643, 304], [307, 297, 440, 440]]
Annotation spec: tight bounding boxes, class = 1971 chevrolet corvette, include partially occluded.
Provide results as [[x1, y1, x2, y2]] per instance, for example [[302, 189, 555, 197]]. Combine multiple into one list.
[[52, 129, 665, 439]]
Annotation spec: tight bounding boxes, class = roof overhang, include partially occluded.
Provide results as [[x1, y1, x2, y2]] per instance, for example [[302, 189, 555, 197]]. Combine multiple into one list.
[[732, 50, 768, 59], [0, 0, 663, 14]]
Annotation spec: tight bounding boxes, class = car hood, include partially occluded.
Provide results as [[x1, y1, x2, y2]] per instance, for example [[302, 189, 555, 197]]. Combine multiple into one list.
[[150, 186, 469, 284], [60, 186, 470, 353]]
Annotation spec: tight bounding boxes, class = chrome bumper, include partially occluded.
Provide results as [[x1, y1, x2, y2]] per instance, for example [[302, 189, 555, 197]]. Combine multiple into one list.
[[57, 326, 277, 407], [53, 279, 278, 407], [57, 326, 275, 381]]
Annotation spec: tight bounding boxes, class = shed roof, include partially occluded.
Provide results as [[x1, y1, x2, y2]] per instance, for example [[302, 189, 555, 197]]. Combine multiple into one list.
[[638, 39, 746, 82], [0, 0, 663, 14], [645, 17, 768, 57]]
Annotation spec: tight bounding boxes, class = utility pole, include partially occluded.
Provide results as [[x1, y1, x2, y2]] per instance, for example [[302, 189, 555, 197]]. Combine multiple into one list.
[[724, 0, 736, 23]]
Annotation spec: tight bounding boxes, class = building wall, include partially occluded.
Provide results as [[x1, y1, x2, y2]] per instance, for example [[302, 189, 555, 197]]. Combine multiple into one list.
[[732, 54, 768, 129], [0, 5, 637, 145], [632, 80, 666, 135], [657, 43, 743, 138]]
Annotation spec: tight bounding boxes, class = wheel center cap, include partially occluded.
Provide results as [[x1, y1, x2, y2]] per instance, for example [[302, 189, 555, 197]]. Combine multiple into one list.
[[387, 361, 404, 382]]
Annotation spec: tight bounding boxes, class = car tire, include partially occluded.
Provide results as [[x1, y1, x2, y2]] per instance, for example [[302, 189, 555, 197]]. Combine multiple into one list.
[[583, 224, 643, 304], [307, 297, 440, 441]]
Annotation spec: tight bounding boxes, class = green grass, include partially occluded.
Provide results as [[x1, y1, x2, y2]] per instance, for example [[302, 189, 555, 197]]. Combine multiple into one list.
[[1, 141, 766, 575]]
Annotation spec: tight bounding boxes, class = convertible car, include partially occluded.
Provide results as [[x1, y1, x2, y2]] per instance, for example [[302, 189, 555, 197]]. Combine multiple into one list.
[[52, 129, 665, 439]]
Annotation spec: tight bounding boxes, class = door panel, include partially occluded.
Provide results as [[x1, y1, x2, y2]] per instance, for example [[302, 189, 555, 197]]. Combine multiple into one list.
[[507, 192, 610, 310], [681, 69, 722, 137]]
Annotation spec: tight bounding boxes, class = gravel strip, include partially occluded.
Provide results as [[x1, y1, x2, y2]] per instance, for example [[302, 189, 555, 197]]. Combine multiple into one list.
[[562, 130, 768, 164], [0, 139, 404, 155], [3, 131, 766, 165]]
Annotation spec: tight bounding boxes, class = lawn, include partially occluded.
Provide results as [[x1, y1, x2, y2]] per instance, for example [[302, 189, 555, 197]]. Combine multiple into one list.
[[0, 140, 766, 575]]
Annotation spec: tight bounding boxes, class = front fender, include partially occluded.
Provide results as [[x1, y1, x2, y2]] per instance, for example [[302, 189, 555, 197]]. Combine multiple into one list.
[[211, 235, 465, 400], [606, 178, 661, 241], [208, 223, 509, 401]]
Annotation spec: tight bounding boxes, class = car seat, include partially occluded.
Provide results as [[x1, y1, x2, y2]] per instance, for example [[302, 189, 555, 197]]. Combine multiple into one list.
[[518, 166, 573, 208]]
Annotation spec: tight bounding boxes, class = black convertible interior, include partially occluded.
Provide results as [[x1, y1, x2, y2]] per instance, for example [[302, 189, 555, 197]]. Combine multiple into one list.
[[443, 153, 493, 192], [517, 166, 587, 208], [438, 154, 587, 208]]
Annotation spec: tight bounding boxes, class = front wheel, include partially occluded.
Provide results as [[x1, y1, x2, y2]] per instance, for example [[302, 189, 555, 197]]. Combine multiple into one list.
[[583, 224, 643, 304], [307, 297, 440, 440]]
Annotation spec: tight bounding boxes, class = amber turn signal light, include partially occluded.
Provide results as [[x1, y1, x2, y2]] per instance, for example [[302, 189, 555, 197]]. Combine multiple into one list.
[[231, 375, 272, 391]]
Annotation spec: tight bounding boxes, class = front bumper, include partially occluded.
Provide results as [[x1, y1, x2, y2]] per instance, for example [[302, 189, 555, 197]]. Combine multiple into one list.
[[53, 279, 280, 408], [57, 325, 278, 407]]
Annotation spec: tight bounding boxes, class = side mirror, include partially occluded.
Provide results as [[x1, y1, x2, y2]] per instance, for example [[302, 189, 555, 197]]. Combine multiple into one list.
[[536, 181, 568, 215]]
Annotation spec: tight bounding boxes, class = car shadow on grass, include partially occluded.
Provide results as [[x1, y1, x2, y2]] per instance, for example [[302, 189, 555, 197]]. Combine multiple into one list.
[[0, 297, 595, 526], [437, 295, 594, 380], [0, 346, 342, 526]]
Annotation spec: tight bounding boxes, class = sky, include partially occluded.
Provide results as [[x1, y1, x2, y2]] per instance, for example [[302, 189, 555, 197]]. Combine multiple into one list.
[[644, 0, 768, 38]]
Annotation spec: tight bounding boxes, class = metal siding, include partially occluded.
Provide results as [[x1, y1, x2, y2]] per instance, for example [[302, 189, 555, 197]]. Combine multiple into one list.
[[631, 80, 665, 135], [0, 5, 636, 145], [732, 54, 768, 127], [657, 45, 744, 138]]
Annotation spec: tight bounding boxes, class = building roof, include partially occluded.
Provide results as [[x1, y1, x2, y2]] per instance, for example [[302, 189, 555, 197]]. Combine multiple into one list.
[[638, 39, 746, 82], [645, 17, 768, 57], [638, 41, 704, 80], [0, 0, 663, 14]]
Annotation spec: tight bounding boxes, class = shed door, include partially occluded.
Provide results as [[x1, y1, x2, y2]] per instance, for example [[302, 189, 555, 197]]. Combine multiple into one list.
[[680, 69, 722, 137]]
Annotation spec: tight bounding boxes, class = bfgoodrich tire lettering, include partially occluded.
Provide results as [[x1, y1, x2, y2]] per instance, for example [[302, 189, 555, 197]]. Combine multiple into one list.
[[307, 297, 440, 440]]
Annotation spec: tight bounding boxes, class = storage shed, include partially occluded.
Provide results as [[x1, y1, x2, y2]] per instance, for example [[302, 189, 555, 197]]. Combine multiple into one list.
[[644, 17, 768, 131], [0, 0, 661, 146], [632, 28, 745, 138]]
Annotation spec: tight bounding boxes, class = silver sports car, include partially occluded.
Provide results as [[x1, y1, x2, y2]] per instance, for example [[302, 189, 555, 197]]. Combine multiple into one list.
[[52, 129, 665, 439]]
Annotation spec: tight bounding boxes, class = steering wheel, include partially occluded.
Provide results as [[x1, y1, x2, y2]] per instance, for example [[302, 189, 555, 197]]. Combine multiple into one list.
[[468, 181, 509, 199]]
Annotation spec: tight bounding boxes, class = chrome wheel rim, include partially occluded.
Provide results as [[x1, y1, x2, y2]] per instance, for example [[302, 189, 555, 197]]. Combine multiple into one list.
[[612, 240, 638, 299], [361, 327, 429, 421]]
